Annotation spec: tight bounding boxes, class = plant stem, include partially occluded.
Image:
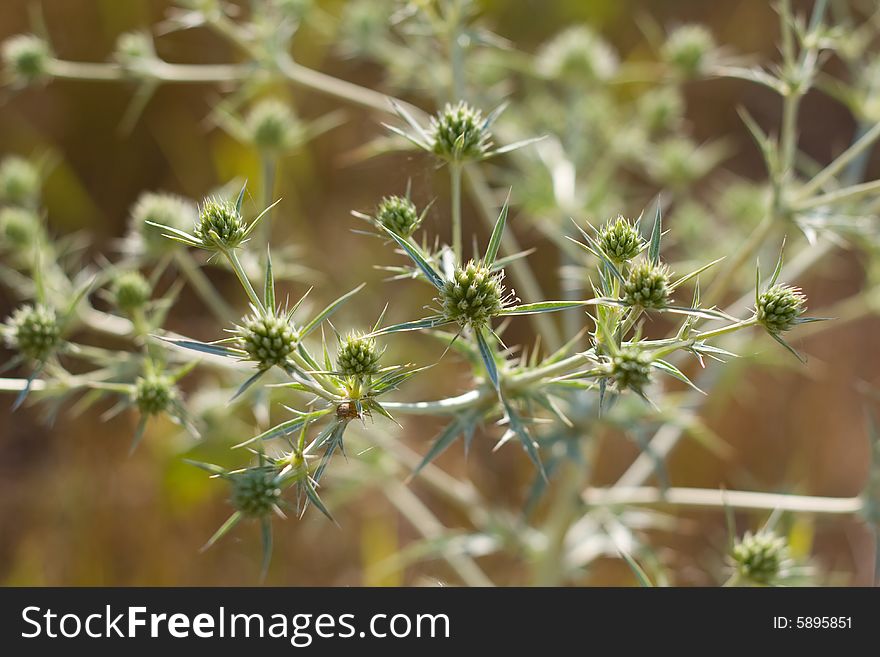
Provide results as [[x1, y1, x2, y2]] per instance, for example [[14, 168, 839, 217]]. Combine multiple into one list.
[[450, 163, 463, 262], [222, 248, 263, 311], [174, 251, 236, 321], [384, 479, 495, 587], [583, 486, 863, 515], [795, 178, 880, 211], [797, 120, 880, 199], [47, 59, 249, 83]]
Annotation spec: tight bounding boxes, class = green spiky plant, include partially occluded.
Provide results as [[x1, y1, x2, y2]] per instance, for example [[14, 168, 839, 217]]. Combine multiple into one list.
[[1, 0, 878, 586]]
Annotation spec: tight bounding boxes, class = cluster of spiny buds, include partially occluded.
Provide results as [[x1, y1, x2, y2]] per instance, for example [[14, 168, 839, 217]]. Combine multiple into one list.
[[661, 25, 716, 78], [2, 34, 52, 84], [732, 531, 791, 585], [597, 215, 642, 263], [134, 372, 177, 415], [623, 260, 670, 308], [429, 101, 492, 162], [440, 260, 508, 329], [230, 466, 283, 518], [337, 333, 382, 377], [245, 99, 300, 152], [0, 156, 40, 207], [756, 284, 806, 333], [607, 348, 653, 393], [130, 191, 195, 255], [375, 195, 421, 237], [195, 198, 246, 249], [0, 207, 42, 248], [535, 25, 618, 82], [3, 303, 60, 362], [236, 310, 298, 369], [112, 271, 152, 315]]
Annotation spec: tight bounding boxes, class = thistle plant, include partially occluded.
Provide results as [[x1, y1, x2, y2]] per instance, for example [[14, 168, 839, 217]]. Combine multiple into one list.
[[1, 0, 878, 588]]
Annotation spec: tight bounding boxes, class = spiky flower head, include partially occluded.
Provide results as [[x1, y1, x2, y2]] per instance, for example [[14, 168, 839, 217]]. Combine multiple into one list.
[[0, 207, 42, 248], [0, 156, 40, 207], [756, 284, 806, 333], [230, 466, 283, 517], [134, 372, 176, 415], [637, 86, 684, 134], [732, 531, 791, 585], [130, 192, 196, 254], [235, 310, 297, 369], [536, 25, 618, 82], [661, 25, 716, 78], [375, 195, 421, 237], [623, 260, 670, 309], [337, 333, 382, 377], [245, 99, 300, 152], [4, 303, 60, 362], [597, 215, 642, 263], [608, 348, 653, 393], [195, 198, 246, 249], [112, 271, 151, 315], [2, 34, 52, 84], [440, 260, 508, 329], [429, 101, 492, 162]]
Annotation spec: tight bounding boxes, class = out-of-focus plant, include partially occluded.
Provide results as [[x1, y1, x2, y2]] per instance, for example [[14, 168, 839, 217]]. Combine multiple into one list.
[[1, 0, 878, 586]]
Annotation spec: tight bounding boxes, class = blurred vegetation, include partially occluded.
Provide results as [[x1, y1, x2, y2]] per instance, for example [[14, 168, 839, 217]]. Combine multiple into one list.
[[0, 0, 878, 586]]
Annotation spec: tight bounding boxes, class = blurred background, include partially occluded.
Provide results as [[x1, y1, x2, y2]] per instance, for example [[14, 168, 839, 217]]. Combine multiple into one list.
[[0, 0, 878, 586]]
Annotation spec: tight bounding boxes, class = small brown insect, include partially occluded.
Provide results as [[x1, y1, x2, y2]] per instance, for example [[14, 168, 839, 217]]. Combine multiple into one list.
[[336, 401, 361, 420]]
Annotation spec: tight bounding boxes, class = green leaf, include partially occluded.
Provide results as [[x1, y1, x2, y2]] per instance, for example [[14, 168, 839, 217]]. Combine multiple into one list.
[[485, 135, 547, 158], [498, 300, 589, 316], [129, 415, 149, 455], [230, 368, 268, 402], [380, 226, 444, 289], [371, 315, 450, 336], [300, 283, 366, 338], [768, 331, 806, 363], [652, 359, 705, 394], [201, 511, 243, 552], [501, 397, 546, 478], [264, 248, 275, 310], [768, 238, 786, 288], [475, 328, 499, 390], [483, 191, 510, 266], [242, 198, 282, 241], [618, 547, 655, 587], [235, 182, 247, 214], [303, 478, 336, 524], [648, 201, 662, 265], [411, 416, 473, 477], [156, 336, 238, 358]]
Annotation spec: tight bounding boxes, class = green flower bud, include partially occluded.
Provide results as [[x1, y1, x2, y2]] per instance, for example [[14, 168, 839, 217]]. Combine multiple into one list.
[[112, 271, 151, 314], [0, 156, 40, 207], [637, 86, 684, 134], [756, 284, 806, 333], [337, 333, 382, 377], [4, 303, 60, 362], [245, 99, 300, 152], [130, 191, 196, 254], [337, 0, 388, 58], [236, 310, 297, 369], [134, 372, 176, 415], [195, 198, 246, 249], [661, 25, 716, 78], [440, 260, 508, 330], [375, 195, 421, 237], [230, 466, 282, 517], [732, 531, 791, 585], [623, 260, 670, 309], [430, 101, 492, 162], [608, 348, 653, 393], [0, 207, 42, 247], [536, 25, 618, 82], [597, 215, 642, 263], [2, 34, 52, 84]]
